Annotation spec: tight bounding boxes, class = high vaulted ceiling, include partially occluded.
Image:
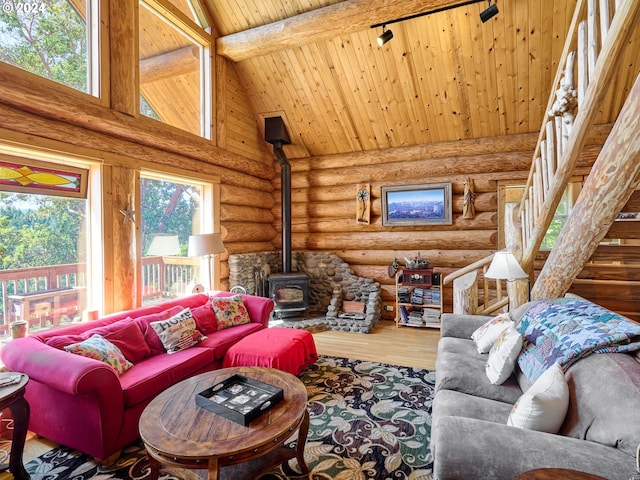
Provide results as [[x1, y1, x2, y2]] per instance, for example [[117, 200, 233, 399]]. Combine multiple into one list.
[[195, 1, 640, 158]]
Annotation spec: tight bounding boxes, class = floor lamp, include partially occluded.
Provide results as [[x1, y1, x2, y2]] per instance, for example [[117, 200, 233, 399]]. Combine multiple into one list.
[[484, 250, 530, 310], [187, 233, 225, 291]]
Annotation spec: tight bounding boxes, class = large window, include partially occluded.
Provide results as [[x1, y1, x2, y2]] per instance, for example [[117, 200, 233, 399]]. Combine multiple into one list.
[[140, 172, 213, 304], [0, 0, 99, 95], [139, 0, 210, 137], [0, 159, 91, 338]]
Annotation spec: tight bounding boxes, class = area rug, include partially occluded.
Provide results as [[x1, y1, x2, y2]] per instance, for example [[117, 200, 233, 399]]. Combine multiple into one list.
[[25, 355, 436, 480]]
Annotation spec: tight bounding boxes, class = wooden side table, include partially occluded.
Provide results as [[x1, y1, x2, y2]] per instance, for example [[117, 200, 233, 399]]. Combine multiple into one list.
[[0, 372, 30, 480], [516, 468, 607, 480]]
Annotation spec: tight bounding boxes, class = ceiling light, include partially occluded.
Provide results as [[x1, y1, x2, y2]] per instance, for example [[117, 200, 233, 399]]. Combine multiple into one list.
[[480, 0, 499, 22], [377, 27, 393, 47]]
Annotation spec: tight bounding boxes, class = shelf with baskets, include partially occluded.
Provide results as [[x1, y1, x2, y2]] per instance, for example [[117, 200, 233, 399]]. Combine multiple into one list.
[[395, 268, 442, 328]]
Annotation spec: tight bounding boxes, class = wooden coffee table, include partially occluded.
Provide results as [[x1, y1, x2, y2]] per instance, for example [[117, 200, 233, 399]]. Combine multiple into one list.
[[139, 366, 310, 480], [516, 468, 607, 479]]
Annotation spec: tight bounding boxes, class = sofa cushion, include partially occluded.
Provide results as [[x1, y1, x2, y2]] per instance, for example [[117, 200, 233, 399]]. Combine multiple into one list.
[[46, 319, 151, 363], [197, 322, 264, 361], [433, 389, 512, 425], [471, 313, 512, 353], [64, 334, 133, 375], [134, 305, 185, 355], [150, 307, 206, 354], [486, 327, 523, 385], [435, 351, 522, 404], [561, 352, 640, 458], [191, 300, 217, 334], [437, 337, 486, 360], [119, 346, 214, 407], [211, 294, 251, 330], [507, 362, 569, 433]]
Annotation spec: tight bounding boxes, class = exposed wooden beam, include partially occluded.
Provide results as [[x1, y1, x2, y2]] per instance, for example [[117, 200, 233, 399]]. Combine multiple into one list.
[[216, 0, 488, 62], [140, 46, 200, 84]]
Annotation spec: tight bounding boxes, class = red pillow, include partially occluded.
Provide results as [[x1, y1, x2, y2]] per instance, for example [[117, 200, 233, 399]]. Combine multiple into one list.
[[191, 301, 217, 334], [134, 306, 185, 356], [45, 319, 150, 363], [83, 319, 151, 363]]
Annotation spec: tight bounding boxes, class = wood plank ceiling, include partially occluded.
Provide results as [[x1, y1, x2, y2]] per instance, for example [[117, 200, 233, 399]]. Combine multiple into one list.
[[179, 0, 639, 158]]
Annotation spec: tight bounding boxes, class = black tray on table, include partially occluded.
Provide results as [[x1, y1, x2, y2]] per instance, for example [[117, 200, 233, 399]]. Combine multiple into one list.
[[195, 374, 284, 426]]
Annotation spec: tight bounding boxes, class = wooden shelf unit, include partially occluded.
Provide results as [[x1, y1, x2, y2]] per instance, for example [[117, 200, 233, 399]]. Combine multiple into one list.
[[395, 268, 442, 329]]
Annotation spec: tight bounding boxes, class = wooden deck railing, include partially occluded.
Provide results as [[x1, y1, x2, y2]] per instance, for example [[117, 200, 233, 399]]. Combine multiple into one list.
[[0, 257, 198, 334], [518, 0, 640, 273], [442, 254, 511, 316]]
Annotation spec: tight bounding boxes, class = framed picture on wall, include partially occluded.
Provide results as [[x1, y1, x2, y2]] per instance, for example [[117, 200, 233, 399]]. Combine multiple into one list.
[[381, 183, 452, 226]]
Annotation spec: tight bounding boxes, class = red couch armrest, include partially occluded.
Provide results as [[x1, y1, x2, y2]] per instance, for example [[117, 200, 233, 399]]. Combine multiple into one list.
[[1, 337, 121, 394]]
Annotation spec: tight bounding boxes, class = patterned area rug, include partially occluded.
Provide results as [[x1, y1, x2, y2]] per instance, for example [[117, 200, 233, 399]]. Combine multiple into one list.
[[25, 356, 435, 480]]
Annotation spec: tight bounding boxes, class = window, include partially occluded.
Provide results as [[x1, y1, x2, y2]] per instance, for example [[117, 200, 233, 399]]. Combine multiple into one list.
[[139, 172, 213, 304], [499, 181, 583, 250], [0, 158, 92, 338], [0, 0, 100, 95], [138, 0, 210, 137]]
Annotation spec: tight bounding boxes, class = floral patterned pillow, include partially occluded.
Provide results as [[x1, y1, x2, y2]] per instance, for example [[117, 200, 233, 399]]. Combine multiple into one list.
[[64, 334, 133, 375], [210, 294, 251, 330]]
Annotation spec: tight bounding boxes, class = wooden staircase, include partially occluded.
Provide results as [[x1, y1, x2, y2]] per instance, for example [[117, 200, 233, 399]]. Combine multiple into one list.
[[444, 0, 640, 317]]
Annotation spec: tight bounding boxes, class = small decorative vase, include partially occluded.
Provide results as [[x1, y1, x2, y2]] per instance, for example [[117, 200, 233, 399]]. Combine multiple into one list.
[[10, 320, 28, 339]]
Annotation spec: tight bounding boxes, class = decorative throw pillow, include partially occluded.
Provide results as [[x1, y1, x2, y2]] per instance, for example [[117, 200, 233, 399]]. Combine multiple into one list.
[[210, 294, 251, 330], [191, 301, 217, 334], [64, 334, 133, 375], [471, 313, 513, 353], [150, 307, 206, 354], [82, 320, 151, 363], [486, 326, 523, 385], [134, 305, 186, 355], [507, 362, 569, 433]]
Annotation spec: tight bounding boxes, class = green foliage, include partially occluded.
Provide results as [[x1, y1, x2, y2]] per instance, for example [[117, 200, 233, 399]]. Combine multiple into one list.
[[0, 192, 85, 270], [0, 0, 88, 91], [140, 178, 199, 255]]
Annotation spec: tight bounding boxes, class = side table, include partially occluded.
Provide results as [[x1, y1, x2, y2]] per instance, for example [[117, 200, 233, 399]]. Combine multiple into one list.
[[0, 372, 30, 480]]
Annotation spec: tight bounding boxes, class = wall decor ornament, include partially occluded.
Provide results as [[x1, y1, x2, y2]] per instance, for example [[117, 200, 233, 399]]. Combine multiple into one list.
[[463, 177, 476, 219], [356, 183, 371, 224], [381, 183, 452, 226], [119, 193, 136, 224]]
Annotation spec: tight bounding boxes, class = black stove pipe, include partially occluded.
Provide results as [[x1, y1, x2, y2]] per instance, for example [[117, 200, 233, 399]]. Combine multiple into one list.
[[273, 143, 292, 273], [264, 117, 292, 274]]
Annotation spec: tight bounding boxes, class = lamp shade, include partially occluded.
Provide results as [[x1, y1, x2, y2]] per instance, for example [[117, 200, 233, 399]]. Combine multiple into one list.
[[484, 251, 528, 280], [146, 234, 180, 256], [187, 233, 225, 257]]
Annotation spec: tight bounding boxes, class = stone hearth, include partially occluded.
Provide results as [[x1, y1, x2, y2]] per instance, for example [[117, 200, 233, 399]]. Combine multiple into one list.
[[228, 251, 381, 333]]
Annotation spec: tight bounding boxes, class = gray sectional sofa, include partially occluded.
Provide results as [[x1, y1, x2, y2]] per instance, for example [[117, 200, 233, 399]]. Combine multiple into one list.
[[432, 300, 640, 480]]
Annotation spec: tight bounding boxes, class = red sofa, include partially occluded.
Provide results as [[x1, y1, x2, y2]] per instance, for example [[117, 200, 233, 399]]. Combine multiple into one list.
[[0, 292, 273, 460]]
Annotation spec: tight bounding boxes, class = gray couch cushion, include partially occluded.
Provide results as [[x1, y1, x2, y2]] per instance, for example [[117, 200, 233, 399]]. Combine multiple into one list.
[[435, 351, 522, 404], [440, 313, 493, 339], [437, 336, 486, 360], [433, 389, 512, 424], [561, 352, 640, 457]]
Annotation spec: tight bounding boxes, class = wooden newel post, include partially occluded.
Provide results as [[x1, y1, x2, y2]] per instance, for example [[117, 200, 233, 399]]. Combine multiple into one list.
[[453, 270, 478, 314]]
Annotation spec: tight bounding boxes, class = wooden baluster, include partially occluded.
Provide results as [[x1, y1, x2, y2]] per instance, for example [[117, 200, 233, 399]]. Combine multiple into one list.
[[578, 20, 588, 106]]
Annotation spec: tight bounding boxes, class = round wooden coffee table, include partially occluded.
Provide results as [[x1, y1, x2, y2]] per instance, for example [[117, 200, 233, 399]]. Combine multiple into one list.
[[516, 468, 607, 479], [139, 366, 310, 480]]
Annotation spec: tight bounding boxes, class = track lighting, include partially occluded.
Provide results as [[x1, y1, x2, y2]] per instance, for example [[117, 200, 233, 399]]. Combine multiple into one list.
[[480, 0, 499, 23], [377, 27, 393, 47]]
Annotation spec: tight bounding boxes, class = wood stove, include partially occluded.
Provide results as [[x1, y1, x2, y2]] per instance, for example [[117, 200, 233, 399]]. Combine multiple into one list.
[[268, 273, 309, 319]]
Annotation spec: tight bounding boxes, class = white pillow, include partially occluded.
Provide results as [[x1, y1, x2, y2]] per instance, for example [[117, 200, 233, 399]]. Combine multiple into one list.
[[507, 363, 569, 433], [150, 307, 206, 354], [471, 313, 513, 353], [485, 326, 522, 385]]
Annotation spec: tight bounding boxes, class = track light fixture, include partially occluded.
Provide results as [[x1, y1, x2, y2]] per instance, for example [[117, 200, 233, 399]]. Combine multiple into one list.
[[480, 0, 499, 23], [371, 0, 499, 47], [377, 26, 394, 47]]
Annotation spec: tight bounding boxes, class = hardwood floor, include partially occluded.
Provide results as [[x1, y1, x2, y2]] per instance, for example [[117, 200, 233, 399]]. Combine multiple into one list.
[[14, 319, 440, 466], [313, 319, 439, 370]]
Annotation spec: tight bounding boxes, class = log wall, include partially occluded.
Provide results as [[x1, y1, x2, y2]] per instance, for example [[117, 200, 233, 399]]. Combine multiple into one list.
[[269, 132, 591, 318]]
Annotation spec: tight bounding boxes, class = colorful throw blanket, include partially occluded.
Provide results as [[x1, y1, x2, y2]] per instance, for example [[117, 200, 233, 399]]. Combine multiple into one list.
[[517, 298, 640, 381]]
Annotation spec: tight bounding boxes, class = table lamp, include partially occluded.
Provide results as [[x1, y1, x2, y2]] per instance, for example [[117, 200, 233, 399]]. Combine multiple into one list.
[[188, 233, 225, 291], [484, 250, 530, 304]]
